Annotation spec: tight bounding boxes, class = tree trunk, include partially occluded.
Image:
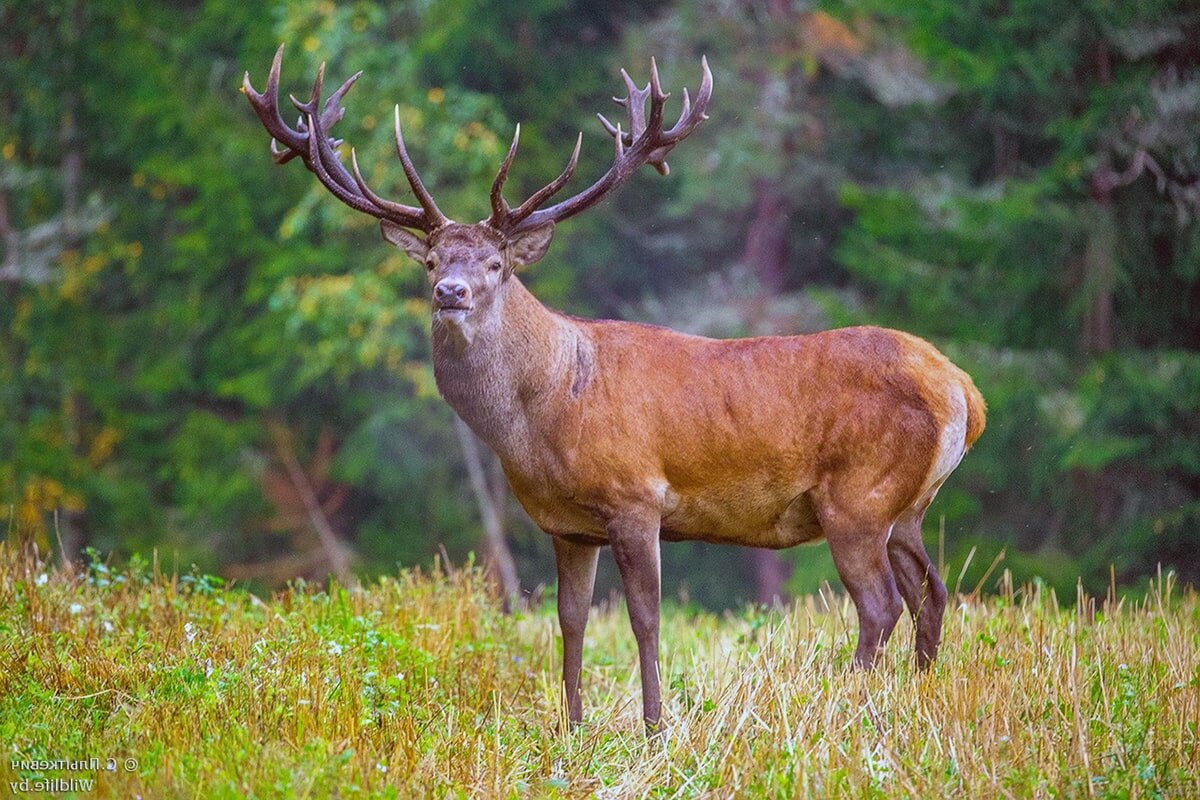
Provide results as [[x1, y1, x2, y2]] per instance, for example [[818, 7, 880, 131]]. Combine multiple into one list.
[[1079, 198, 1116, 353], [741, 177, 788, 294], [267, 422, 354, 586], [750, 547, 790, 606], [1080, 40, 1116, 354], [453, 416, 520, 610], [0, 183, 16, 280], [55, 0, 87, 566]]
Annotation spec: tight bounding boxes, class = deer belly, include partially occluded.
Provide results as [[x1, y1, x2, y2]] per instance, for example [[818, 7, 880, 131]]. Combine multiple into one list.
[[506, 461, 824, 547], [661, 484, 822, 548], [506, 477, 609, 539]]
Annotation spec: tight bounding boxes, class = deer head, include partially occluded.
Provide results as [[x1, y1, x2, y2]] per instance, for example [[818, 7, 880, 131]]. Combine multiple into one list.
[[243, 45, 712, 343]]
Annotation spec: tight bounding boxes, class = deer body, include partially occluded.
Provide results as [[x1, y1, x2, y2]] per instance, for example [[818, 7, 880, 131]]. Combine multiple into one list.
[[436, 273, 983, 552], [246, 47, 986, 731]]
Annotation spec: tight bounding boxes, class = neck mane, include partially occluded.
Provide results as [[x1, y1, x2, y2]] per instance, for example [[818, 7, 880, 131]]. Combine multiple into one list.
[[431, 278, 578, 458]]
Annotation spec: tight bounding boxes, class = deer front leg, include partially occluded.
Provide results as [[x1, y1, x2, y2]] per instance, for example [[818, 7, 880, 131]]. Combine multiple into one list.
[[607, 512, 663, 730], [553, 537, 599, 727]]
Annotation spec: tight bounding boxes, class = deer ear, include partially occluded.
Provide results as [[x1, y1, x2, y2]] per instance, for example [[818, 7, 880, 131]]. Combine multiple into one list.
[[505, 222, 556, 267], [380, 220, 428, 263]]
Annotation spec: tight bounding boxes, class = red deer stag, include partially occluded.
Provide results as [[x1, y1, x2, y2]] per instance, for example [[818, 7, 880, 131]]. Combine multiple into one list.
[[245, 45, 986, 729]]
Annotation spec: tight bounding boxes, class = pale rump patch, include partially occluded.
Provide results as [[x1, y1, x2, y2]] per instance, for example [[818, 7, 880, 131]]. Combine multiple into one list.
[[922, 383, 967, 499]]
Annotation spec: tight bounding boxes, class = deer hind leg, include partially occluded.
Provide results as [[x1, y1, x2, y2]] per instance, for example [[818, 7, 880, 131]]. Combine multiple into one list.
[[820, 508, 905, 670], [886, 506, 947, 669], [553, 537, 600, 727]]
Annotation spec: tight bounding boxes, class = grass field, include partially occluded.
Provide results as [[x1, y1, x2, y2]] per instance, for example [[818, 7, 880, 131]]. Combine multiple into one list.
[[1, 545, 1197, 798]]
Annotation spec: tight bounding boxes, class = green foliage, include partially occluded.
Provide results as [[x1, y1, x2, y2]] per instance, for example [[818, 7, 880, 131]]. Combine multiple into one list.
[[1, 0, 1196, 605], [0, 0, 642, 582]]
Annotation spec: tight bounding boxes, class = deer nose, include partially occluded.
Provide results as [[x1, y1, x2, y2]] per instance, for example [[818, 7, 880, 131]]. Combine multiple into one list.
[[434, 279, 471, 307]]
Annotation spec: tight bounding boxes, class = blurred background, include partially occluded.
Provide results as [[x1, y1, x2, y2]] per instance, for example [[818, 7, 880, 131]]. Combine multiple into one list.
[[2, 0, 1197, 607]]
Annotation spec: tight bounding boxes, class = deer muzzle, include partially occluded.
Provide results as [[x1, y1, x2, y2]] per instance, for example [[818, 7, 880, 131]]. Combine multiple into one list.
[[434, 278, 472, 311]]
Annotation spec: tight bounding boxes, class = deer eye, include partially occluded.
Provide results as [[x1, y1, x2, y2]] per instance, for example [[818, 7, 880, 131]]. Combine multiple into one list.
[[486, 258, 502, 272]]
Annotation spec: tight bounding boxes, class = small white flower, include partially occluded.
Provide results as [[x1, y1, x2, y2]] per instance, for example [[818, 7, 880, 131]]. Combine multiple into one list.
[[68, 603, 83, 614], [102, 620, 114, 633], [35, 574, 48, 586], [376, 763, 388, 773], [184, 622, 197, 643], [327, 641, 343, 656], [205, 659, 213, 678]]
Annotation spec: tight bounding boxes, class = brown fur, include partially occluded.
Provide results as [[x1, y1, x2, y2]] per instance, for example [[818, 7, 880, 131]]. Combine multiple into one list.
[[435, 278, 982, 548], [964, 376, 988, 447]]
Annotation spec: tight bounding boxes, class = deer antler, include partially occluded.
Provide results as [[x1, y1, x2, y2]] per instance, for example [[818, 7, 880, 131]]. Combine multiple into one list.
[[243, 44, 448, 233], [487, 56, 713, 235]]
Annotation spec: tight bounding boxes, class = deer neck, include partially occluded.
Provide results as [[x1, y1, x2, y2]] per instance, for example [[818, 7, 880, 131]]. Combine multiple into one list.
[[431, 278, 575, 457]]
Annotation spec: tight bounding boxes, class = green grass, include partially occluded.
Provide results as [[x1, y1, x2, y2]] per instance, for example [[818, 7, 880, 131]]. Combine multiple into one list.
[[1, 545, 1198, 798]]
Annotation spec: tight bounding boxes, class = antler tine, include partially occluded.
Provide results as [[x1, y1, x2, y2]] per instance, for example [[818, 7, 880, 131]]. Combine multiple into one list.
[[488, 124, 521, 225], [619, 67, 639, 102], [269, 138, 296, 164], [643, 61, 668, 173], [592, 59, 672, 175], [289, 62, 362, 197], [649, 57, 668, 103], [291, 68, 361, 162], [506, 133, 583, 224], [595, 112, 629, 145], [393, 106, 448, 228], [620, 66, 650, 142], [485, 125, 582, 231], [323, 70, 361, 129], [509, 56, 714, 233], [243, 44, 306, 164], [311, 107, 434, 228], [349, 149, 429, 228], [244, 44, 441, 232], [664, 55, 712, 138], [303, 110, 387, 217]]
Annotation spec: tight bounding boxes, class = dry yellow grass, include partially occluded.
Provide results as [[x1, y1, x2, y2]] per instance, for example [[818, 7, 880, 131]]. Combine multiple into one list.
[[1, 544, 1197, 798]]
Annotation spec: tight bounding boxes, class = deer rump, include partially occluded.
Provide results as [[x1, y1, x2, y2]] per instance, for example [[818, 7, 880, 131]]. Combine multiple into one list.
[[500, 323, 983, 550]]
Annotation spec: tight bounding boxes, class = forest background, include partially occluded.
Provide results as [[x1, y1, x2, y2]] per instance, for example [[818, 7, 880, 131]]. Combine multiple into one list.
[[2, 0, 1197, 607]]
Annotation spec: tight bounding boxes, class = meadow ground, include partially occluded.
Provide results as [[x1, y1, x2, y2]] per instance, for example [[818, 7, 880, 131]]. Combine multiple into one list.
[[1, 544, 1197, 799]]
